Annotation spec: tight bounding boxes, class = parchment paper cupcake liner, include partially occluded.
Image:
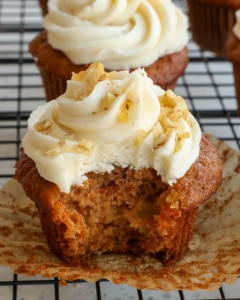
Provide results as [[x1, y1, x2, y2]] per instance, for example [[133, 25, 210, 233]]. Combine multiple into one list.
[[0, 134, 240, 291]]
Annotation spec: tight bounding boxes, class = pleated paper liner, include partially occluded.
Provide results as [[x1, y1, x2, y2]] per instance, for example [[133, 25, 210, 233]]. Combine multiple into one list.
[[0, 134, 240, 291]]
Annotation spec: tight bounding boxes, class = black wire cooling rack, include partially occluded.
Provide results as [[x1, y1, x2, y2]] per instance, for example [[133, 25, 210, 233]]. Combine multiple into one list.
[[1, 1, 240, 299]]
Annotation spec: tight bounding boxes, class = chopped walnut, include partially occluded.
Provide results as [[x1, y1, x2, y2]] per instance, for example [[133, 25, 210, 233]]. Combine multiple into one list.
[[35, 119, 52, 132], [166, 190, 180, 210], [71, 62, 106, 85], [118, 98, 135, 122], [75, 139, 93, 153], [154, 89, 192, 151], [100, 92, 116, 111], [43, 139, 93, 157]]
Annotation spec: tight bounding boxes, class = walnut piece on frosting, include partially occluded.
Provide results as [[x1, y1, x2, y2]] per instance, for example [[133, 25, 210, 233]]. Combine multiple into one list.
[[156, 89, 193, 152]]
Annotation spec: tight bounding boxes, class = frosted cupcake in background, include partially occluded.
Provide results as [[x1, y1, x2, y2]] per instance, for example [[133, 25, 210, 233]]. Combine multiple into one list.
[[38, 0, 48, 16], [30, 0, 189, 101], [226, 9, 240, 116], [186, 0, 240, 58]]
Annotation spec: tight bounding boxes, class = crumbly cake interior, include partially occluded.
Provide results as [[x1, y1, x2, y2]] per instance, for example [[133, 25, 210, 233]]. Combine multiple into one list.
[[17, 156, 196, 266], [15, 136, 223, 266], [54, 168, 169, 257]]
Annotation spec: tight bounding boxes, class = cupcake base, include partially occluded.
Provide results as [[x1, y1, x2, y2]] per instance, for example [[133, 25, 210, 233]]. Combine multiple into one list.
[[14, 137, 222, 267], [232, 63, 240, 116], [38, 0, 48, 16]]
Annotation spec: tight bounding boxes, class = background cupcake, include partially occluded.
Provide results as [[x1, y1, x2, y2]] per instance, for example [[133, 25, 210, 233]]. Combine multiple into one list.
[[186, 0, 240, 57], [30, 0, 189, 101], [226, 9, 240, 116], [38, 0, 48, 16]]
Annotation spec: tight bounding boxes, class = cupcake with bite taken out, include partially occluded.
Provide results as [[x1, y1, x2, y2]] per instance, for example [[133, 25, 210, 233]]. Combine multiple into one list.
[[14, 63, 222, 266], [30, 0, 189, 101]]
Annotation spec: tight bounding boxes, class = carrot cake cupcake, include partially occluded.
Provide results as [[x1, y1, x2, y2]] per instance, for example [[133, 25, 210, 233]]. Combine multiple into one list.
[[30, 0, 189, 101], [14, 63, 222, 266]]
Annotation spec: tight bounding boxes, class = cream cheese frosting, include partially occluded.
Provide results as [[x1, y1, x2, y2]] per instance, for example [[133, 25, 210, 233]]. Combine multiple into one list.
[[233, 9, 240, 39], [22, 63, 201, 193], [43, 0, 188, 69]]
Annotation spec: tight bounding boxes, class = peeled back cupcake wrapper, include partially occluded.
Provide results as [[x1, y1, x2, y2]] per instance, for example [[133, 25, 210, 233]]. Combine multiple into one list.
[[0, 134, 240, 291]]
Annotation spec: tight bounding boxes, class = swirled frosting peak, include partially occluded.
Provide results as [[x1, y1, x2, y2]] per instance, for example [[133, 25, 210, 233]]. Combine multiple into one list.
[[22, 63, 201, 193], [43, 0, 188, 69]]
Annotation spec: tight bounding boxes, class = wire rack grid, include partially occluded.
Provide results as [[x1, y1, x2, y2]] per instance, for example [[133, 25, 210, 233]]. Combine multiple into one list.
[[0, 0, 240, 299]]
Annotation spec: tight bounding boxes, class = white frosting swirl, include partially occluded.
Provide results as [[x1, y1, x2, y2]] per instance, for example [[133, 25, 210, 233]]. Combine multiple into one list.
[[43, 0, 188, 69], [233, 9, 240, 39], [22, 64, 201, 193]]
